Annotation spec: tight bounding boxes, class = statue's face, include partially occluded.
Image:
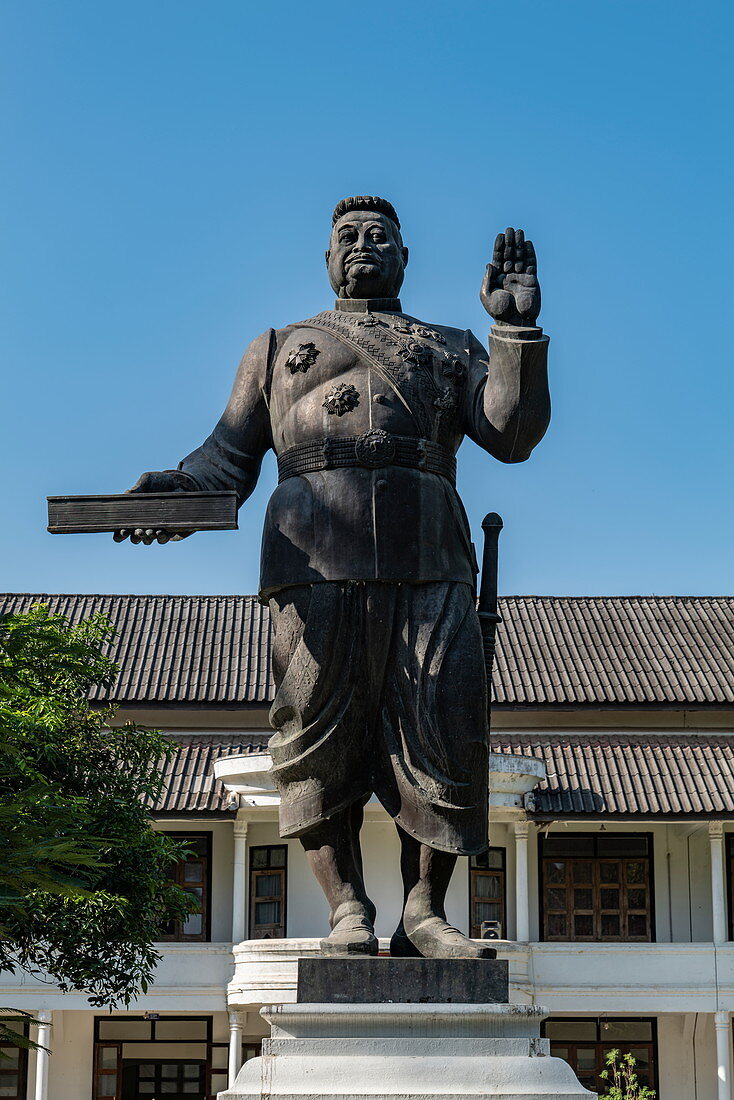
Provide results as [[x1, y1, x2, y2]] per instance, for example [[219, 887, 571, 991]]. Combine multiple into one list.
[[326, 210, 408, 300]]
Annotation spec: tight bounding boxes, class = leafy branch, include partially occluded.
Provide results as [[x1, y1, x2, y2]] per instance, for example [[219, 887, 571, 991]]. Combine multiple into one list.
[[599, 1048, 656, 1100], [0, 606, 196, 1046]]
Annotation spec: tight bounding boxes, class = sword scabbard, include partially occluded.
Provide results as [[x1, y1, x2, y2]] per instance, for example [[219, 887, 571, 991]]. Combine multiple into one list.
[[478, 512, 503, 724]]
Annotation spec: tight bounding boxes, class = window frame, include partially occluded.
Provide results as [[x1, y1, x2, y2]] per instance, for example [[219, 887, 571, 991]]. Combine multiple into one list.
[[0, 1020, 29, 1100], [159, 831, 213, 943], [469, 847, 506, 939], [541, 1015, 658, 1094], [120, 1057, 205, 1097], [249, 844, 288, 939], [538, 832, 656, 943]]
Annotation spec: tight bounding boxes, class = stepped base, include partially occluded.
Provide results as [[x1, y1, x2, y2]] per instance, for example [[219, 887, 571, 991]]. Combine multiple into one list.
[[218, 1002, 596, 1099]]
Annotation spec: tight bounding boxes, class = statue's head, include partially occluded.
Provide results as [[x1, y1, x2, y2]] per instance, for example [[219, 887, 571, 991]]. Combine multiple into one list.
[[326, 196, 408, 300]]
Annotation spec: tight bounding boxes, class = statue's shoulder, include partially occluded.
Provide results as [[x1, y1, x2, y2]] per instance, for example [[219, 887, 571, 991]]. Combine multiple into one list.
[[399, 314, 479, 350], [269, 312, 334, 342], [283, 310, 336, 330], [402, 314, 460, 334], [260, 315, 339, 375], [254, 319, 326, 351]]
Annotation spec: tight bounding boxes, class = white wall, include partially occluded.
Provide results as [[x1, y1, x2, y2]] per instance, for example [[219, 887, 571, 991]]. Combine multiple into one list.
[[655, 1013, 721, 1100], [691, 828, 716, 942], [246, 816, 474, 941], [362, 817, 470, 939]]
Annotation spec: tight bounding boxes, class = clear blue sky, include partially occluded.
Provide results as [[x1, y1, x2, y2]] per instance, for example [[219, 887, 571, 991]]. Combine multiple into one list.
[[3, 0, 732, 598]]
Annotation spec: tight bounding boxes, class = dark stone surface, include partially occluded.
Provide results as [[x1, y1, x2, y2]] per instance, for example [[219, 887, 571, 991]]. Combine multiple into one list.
[[296, 956, 509, 1005]]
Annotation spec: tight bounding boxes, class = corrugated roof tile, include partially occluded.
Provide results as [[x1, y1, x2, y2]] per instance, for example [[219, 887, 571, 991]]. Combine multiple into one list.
[[2, 593, 734, 708], [150, 734, 269, 814], [492, 734, 734, 817], [141, 732, 734, 818]]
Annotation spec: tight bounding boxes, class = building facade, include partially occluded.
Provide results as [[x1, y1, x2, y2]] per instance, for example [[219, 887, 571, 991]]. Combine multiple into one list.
[[2, 593, 734, 1100]]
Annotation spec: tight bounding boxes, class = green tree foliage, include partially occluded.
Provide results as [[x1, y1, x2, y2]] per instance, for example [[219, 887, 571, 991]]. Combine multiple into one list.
[[599, 1048, 656, 1099], [0, 605, 193, 1045]]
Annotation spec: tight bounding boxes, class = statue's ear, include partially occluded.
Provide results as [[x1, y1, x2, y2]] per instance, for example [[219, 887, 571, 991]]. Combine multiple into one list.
[[402, 246, 409, 268]]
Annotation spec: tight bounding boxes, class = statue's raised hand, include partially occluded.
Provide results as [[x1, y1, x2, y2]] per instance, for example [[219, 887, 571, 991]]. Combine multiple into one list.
[[113, 470, 194, 545], [480, 227, 540, 326]]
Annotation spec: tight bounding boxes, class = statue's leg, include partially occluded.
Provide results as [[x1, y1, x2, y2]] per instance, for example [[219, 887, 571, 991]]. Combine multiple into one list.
[[269, 583, 376, 954], [392, 825, 494, 959], [300, 798, 378, 956]]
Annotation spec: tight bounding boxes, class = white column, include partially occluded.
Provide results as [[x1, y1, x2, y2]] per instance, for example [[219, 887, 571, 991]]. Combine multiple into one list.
[[710, 821, 728, 943], [714, 1011, 732, 1100], [232, 813, 249, 944], [228, 1010, 246, 1087], [34, 1010, 52, 1100], [514, 820, 530, 942]]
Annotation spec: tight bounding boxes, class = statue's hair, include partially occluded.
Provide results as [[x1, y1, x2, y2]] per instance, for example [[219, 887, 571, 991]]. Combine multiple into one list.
[[332, 195, 401, 231]]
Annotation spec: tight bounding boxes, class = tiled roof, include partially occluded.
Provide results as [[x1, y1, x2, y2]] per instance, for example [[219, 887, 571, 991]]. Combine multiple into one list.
[[493, 734, 734, 817], [1, 593, 733, 708], [494, 596, 734, 706], [157, 732, 734, 818], [0, 593, 272, 705], [152, 734, 268, 815]]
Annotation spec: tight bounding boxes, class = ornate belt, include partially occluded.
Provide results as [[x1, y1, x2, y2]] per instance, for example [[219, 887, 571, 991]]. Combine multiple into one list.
[[276, 430, 456, 486]]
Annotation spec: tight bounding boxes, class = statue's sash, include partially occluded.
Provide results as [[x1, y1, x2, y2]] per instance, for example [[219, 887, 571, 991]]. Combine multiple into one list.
[[299, 311, 434, 435]]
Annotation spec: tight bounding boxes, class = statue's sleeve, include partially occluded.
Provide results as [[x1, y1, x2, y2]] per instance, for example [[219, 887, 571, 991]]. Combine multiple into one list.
[[176, 328, 275, 504], [461, 325, 551, 463]]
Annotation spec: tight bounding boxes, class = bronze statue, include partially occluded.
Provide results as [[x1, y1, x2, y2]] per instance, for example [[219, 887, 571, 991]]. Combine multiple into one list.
[[116, 197, 550, 958]]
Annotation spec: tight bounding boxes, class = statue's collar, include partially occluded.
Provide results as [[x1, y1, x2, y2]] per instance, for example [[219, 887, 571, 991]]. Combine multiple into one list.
[[335, 297, 402, 314]]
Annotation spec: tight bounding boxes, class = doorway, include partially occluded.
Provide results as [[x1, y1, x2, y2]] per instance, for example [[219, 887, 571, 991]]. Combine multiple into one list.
[[121, 1059, 205, 1099]]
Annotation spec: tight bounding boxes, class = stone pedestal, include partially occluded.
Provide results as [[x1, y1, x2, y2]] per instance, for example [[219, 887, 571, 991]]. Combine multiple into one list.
[[295, 956, 510, 1005], [219, 959, 595, 1100]]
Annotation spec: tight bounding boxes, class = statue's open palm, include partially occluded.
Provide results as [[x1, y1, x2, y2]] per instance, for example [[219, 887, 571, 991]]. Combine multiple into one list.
[[480, 227, 540, 327]]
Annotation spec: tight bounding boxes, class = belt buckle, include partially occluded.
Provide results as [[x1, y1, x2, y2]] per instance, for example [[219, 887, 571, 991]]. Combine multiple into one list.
[[355, 429, 396, 469]]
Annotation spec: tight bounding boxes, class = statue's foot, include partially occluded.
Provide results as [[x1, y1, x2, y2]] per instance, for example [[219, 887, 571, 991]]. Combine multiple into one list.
[[405, 916, 496, 959], [320, 913, 378, 956], [389, 919, 423, 958]]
